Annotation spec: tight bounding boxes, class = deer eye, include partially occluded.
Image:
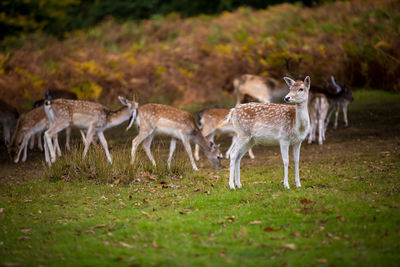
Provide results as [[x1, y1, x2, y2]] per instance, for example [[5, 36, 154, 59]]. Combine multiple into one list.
[[299, 88, 304, 92]]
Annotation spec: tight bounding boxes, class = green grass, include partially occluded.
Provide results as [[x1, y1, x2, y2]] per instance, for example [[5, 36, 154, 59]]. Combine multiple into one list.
[[0, 90, 400, 266]]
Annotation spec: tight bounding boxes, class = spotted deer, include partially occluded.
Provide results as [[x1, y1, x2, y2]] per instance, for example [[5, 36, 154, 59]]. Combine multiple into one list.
[[127, 104, 222, 171], [8, 107, 62, 163], [0, 99, 19, 146], [222, 76, 310, 189], [30, 89, 78, 151], [233, 74, 289, 105], [43, 96, 137, 165], [194, 108, 254, 161], [307, 92, 329, 145]]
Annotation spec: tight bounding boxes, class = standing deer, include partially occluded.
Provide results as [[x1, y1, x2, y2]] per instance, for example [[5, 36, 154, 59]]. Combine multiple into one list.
[[194, 108, 254, 161], [8, 107, 62, 163], [308, 92, 329, 145], [127, 104, 222, 171], [223, 76, 310, 189], [30, 89, 78, 151], [233, 74, 289, 105], [43, 96, 137, 165], [0, 99, 19, 146], [325, 76, 354, 129]]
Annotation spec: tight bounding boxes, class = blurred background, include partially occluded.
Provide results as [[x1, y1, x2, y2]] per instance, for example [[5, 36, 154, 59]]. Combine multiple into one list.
[[0, 0, 399, 110]]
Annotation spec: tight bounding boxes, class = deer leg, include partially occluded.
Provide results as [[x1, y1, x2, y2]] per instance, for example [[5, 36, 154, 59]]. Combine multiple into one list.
[[168, 138, 177, 169], [37, 132, 43, 151], [97, 131, 112, 163], [248, 148, 255, 159], [54, 134, 62, 157], [234, 140, 252, 189], [65, 127, 71, 151], [342, 103, 349, 127], [130, 130, 153, 165], [21, 136, 29, 162], [82, 126, 95, 159], [280, 141, 290, 189], [44, 134, 50, 165], [325, 105, 335, 129], [334, 106, 340, 129], [226, 134, 236, 159], [194, 144, 200, 161], [45, 122, 69, 163], [143, 134, 156, 167], [293, 142, 302, 187], [29, 134, 35, 150], [229, 136, 251, 189], [181, 135, 198, 171]]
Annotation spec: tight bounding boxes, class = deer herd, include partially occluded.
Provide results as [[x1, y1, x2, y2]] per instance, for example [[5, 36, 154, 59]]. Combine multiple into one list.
[[2, 74, 353, 189]]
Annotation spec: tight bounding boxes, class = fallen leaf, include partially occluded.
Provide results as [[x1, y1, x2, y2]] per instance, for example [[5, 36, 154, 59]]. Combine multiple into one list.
[[283, 243, 296, 250], [103, 241, 109, 246], [300, 198, 315, 204], [152, 241, 163, 249], [0, 208, 3, 213], [336, 216, 345, 222], [17, 236, 30, 241], [316, 258, 328, 263], [93, 224, 107, 229], [249, 220, 262, 225], [114, 178, 120, 185], [119, 241, 134, 248], [264, 227, 280, 232], [227, 216, 235, 222], [20, 229, 31, 235]]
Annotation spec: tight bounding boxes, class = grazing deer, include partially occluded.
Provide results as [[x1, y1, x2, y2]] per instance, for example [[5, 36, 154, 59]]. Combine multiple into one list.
[[307, 93, 329, 145], [43, 96, 137, 166], [325, 76, 354, 129], [194, 108, 254, 161], [0, 99, 19, 146], [127, 104, 222, 171], [223, 76, 310, 189], [31, 89, 78, 151], [233, 74, 288, 105], [8, 107, 62, 163]]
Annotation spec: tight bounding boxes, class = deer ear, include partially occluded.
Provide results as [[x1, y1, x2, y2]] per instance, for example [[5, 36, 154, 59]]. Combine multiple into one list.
[[118, 96, 130, 107], [283, 77, 295, 87], [304, 76, 311, 90]]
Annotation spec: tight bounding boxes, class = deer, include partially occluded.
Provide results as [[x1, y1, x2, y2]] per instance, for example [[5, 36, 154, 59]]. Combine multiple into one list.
[[8, 106, 62, 163], [233, 74, 289, 106], [0, 99, 19, 147], [307, 92, 329, 145], [324, 76, 354, 129], [127, 104, 222, 171], [222, 76, 311, 190], [30, 89, 78, 151], [43, 96, 137, 166], [194, 108, 254, 161]]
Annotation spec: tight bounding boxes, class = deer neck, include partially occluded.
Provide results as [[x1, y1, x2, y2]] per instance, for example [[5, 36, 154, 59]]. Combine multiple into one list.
[[295, 101, 309, 135], [194, 131, 211, 154], [106, 107, 131, 129]]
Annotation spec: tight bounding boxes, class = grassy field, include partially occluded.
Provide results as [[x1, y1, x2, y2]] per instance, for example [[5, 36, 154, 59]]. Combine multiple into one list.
[[0, 90, 399, 266]]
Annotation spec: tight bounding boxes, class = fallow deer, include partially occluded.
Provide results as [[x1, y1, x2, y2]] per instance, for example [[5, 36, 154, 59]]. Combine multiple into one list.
[[325, 76, 354, 129], [127, 104, 222, 171], [222, 76, 311, 189], [233, 74, 289, 105], [43, 96, 137, 165], [308, 92, 329, 145], [30, 89, 78, 151], [8, 107, 62, 163], [0, 99, 19, 146], [194, 108, 254, 161]]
